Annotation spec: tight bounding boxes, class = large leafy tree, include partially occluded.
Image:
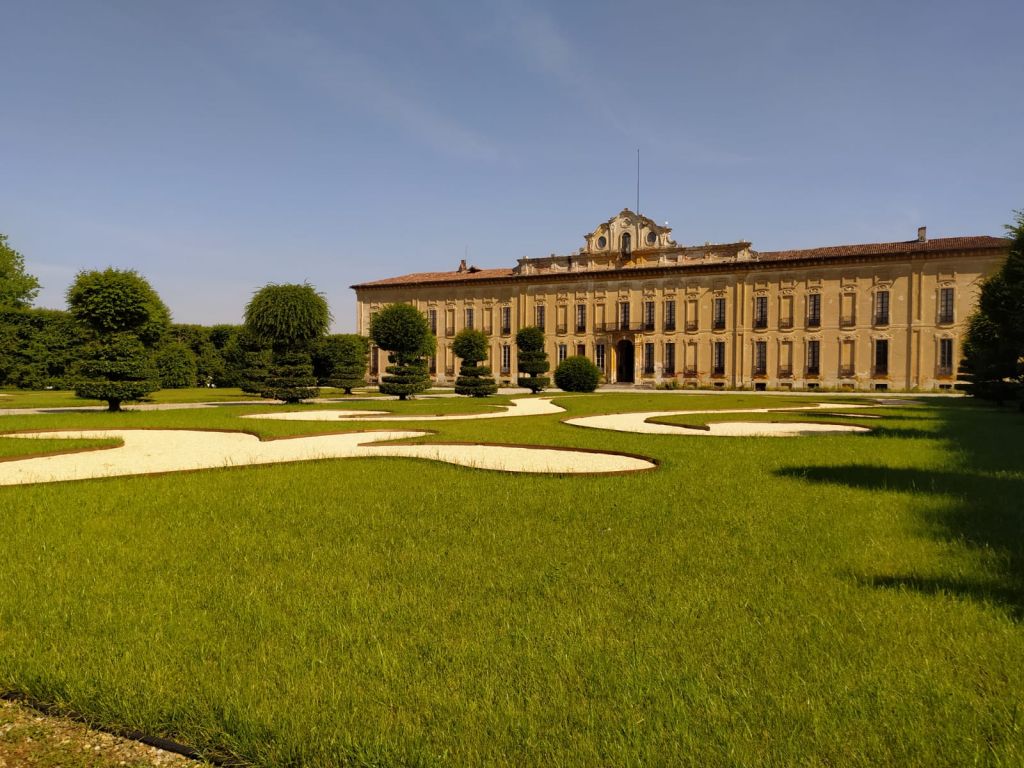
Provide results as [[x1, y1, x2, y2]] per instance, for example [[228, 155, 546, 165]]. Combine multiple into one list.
[[312, 334, 370, 394], [369, 303, 434, 400], [66, 268, 170, 411], [243, 283, 330, 403], [516, 326, 550, 393], [961, 211, 1024, 405], [452, 328, 496, 397], [0, 234, 41, 309]]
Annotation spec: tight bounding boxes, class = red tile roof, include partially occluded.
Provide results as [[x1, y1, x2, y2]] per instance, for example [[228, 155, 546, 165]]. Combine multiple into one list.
[[754, 235, 1008, 261], [352, 236, 1008, 289]]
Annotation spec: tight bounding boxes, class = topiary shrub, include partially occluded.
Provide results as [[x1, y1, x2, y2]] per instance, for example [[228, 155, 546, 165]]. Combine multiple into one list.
[[554, 355, 600, 392], [515, 326, 550, 393], [370, 304, 434, 400], [154, 342, 197, 388], [73, 333, 161, 411], [260, 350, 318, 402], [312, 334, 370, 394], [452, 328, 496, 397]]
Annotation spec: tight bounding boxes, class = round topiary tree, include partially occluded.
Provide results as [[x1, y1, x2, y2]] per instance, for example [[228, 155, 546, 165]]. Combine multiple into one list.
[[66, 268, 171, 411], [516, 326, 550, 393], [312, 334, 370, 394], [369, 303, 434, 400], [554, 355, 600, 392], [243, 283, 330, 403], [452, 328, 497, 397]]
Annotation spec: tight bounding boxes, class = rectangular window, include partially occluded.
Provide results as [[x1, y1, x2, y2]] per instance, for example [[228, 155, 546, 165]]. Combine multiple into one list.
[[874, 291, 890, 325], [807, 293, 821, 327], [500, 306, 511, 335], [429, 355, 437, 374], [754, 296, 768, 329], [686, 299, 699, 331], [535, 305, 546, 331], [664, 300, 676, 331], [840, 340, 855, 377], [465, 307, 474, 330], [556, 305, 567, 334], [713, 297, 726, 330], [643, 342, 655, 374], [445, 308, 455, 337], [807, 340, 820, 375], [874, 339, 889, 375], [779, 295, 794, 329], [664, 342, 675, 374], [558, 343, 567, 363], [643, 301, 655, 331], [501, 344, 511, 374], [939, 338, 953, 374], [713, 341, 726, 375], [619, 301, 631, 330], [428, 308, 437, 335], [754, 340, 767, 375], [596, 344, 606, 371], [840, 293, 856, 327], [939, 287, 954, 324], [370, 345, 379, 375], [575, 304, 586, 333]]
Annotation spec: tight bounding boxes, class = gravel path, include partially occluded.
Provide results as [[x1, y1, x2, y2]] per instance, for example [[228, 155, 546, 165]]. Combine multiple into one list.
[[242, 397, 564, 422]]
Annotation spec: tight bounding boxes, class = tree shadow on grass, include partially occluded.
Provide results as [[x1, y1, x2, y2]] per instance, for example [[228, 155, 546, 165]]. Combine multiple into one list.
[[776, 402, 1024, 619]]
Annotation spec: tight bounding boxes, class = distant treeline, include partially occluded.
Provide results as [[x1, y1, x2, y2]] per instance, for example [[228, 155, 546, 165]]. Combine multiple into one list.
[[0, 307, 361, 391]]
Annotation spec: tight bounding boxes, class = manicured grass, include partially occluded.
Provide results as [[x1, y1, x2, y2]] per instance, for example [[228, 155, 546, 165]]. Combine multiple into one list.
[[0, 436, 121, 460], [0, 392, 1021, 766]]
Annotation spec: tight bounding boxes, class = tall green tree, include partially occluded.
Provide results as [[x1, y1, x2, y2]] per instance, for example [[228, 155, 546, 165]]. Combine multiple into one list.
[[243, 283, 330, 402], [66, 268, 169, 411], [369, 303, 434, 400], [452, 328, 497, 397], [961, 211, 1024, 405], [516, 326, 550, 393], [0, 234, 41, 309], [312, 334, 370, 394]]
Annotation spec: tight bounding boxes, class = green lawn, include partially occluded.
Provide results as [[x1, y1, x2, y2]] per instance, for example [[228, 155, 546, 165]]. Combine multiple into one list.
[[0, 392, 1021, 766]]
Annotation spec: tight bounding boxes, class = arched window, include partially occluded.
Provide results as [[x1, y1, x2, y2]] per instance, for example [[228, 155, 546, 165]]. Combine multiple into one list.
[[621, 232, 631, 256]]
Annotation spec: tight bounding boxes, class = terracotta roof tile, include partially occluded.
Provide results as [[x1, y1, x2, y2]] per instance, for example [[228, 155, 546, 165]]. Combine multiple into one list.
[[755, 236, 1007, 262], [352, 267, 515, 288]]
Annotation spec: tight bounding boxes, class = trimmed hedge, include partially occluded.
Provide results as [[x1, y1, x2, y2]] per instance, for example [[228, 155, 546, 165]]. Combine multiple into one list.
[[554, 355, 600, 392]]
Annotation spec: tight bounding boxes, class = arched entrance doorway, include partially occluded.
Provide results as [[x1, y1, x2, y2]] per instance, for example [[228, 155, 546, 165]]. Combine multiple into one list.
[[616, 339, 635, 383]]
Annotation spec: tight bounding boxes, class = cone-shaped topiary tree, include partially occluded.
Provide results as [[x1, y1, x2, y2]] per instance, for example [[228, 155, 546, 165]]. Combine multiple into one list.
[[516, 326, 550, 393], [369, 303, 434, 400], [312, 334, 370, 394], [452, 328, 497, 397], [66, 268, 171, 411], [244, 283, 330, 403], [554, 355, 600, 392]]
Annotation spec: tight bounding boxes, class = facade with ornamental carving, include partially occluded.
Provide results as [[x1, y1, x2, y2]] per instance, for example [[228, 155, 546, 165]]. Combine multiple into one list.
[[351, 210, 1009, 391]]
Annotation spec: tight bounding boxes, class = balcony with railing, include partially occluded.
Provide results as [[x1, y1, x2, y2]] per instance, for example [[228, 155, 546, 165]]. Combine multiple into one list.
[[779, 318, 794, 330], [805, 365, 820, 377], [643, 321, 656, 332], [753, 317, 768, 330], [872, 364, 889, 377], [686, 321, 699, 332], [445, 326, 455, 337], [753, 365, 767, 377], [501, 325, 512, 336], [712, 320, 726, 331], [575, 324, 586, 334], [683, 367, 698, 377], [839, 365, 855, 377], [839, 315, 856, 328], [664, 321, 676, 332], [938, 312, 954, 325], [937, 365, 954, 377], [873, 313, 890, 327], [712, 366, 726, 377], [806, 316, 821, 329], [778, 366, 793, 378], [556, 324, 568, 335]]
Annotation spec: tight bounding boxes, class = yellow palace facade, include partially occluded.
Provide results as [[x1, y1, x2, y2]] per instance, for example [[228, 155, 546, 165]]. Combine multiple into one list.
[[352, 210, 1009, 391]]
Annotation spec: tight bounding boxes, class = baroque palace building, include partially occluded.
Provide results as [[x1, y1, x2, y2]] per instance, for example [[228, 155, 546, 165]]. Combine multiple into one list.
[[352, 210, 1009, 391]]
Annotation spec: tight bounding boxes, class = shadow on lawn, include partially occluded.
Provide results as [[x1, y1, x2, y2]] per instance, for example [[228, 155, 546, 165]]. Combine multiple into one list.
[[777, 402, 1024, 619]]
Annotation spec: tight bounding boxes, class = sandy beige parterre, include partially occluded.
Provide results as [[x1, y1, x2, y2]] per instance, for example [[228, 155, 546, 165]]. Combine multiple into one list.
[[352, 210, 1009, 392]]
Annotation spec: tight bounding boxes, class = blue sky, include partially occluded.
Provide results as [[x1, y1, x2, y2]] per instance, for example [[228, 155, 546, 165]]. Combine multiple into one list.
[[2, 0, 1022, 331]]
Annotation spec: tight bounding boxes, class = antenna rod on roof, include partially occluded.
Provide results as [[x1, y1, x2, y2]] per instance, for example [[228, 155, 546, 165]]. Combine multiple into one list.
[[636, 148, 640, 214]]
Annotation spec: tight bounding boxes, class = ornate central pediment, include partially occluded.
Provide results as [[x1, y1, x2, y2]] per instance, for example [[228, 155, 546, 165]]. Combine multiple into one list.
[[583, 209, 676, 256]]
